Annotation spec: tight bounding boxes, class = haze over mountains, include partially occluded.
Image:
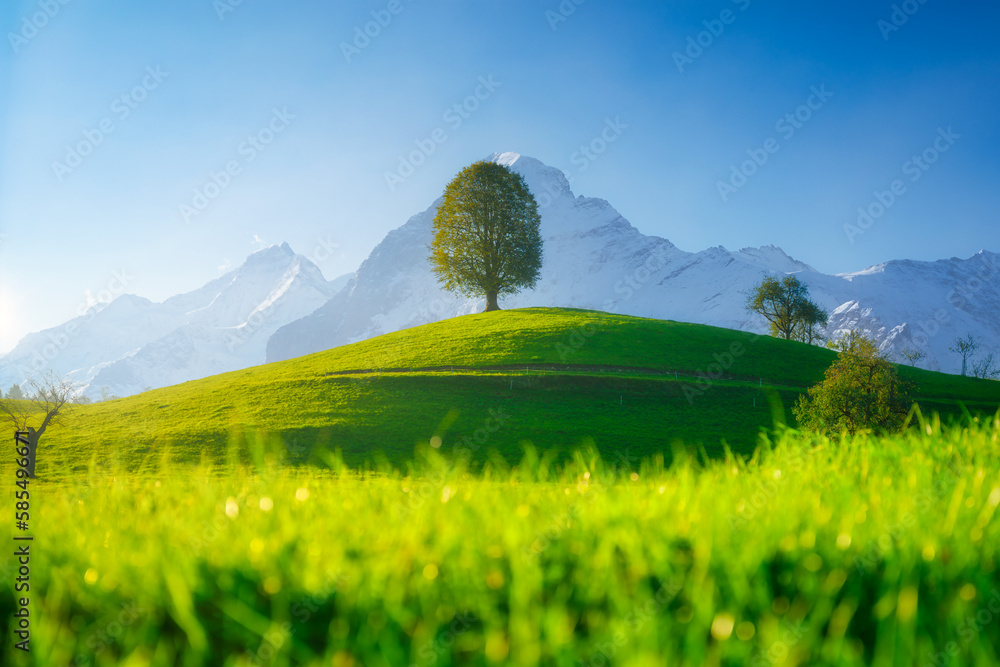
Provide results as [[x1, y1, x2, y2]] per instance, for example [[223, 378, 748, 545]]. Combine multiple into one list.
[[2, 153, 996, 398]]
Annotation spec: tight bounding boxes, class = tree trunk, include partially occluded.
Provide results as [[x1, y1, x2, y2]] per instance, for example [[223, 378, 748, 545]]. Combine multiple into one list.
[[26, 427, 38, 478], [484, 291, 500, 312]]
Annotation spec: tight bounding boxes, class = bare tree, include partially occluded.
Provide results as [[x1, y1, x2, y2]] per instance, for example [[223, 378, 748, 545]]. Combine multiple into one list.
[[949, 334, 979, 377], [899, 348, 927, 367], [970, 351, 1000, 380], [1, 371, 78, 478]]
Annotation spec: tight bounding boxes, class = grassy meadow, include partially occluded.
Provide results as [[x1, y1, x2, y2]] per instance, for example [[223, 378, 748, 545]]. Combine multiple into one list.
[[2, 415, 1000, 665], [2, 308, 1000, 665], [8, 308, 1000, 472]]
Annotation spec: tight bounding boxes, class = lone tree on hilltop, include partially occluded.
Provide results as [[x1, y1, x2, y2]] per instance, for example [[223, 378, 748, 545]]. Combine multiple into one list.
[[746, 275, 827, 343], [794, 331, 913, 435], [428, 160, 543, 312], [1, 371, 78, 478]]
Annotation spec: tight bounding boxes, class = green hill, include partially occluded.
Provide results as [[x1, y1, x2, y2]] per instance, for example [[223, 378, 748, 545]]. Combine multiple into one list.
[[21, 308, 1000, 474]]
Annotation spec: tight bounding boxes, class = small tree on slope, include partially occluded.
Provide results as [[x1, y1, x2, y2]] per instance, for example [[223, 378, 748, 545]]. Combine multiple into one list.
[[746, 275, 826, 343], [793, 331, 913, 435], [949, 334, 979, 377], [1, 371, 77, 478]]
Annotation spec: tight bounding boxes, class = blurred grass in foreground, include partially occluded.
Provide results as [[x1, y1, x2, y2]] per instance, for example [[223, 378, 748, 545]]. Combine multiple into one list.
[[1, 412, 999, 666]]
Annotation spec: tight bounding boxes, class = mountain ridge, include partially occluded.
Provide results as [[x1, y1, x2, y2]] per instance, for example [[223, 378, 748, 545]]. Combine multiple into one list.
[[3, 153, 997, 397], [267, 152, 999, 376]]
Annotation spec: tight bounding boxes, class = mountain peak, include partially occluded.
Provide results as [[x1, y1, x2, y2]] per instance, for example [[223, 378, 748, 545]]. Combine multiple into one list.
[[734, 244, 815, 273], [489, 151, 522, 167], [485, 152, 574, 206], [243, 242, 296, 267]]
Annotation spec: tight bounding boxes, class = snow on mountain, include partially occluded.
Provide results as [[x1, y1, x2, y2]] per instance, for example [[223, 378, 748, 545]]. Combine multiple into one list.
[[3, 154, 995, 398], [267, 152, 999, 375], [797, 252, 1000, 371], [0, 243, 339, 398]]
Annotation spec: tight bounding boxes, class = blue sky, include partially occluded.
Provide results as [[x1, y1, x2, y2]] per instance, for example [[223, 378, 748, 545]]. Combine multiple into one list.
[[1, 0, 998, 352]]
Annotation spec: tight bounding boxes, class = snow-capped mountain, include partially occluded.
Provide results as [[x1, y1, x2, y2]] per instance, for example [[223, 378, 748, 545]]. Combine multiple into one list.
[[3, 153, 996, 398], [801, 253, 1000, 371], [0, 243, 340, 398], [267, 152, 999, 375]]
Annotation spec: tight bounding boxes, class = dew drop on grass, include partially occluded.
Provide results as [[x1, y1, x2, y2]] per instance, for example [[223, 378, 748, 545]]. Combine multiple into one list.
[[735, 621, 755, 640], [295, 488, 309, 502], [423, 564, 438, 580], [260, 497, 273, 512], [486, 570, 504, 589], [896, 586, 918, 623], [225, 498, 239, 518], [263, 576, 281, 595], [84, 568, 98, 585], [710, 613, 735, 640]]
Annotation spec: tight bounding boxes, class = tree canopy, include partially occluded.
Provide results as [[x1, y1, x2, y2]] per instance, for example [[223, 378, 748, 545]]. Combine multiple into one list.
[[428, 161, 543, 312], [746, 275, 828, 343]]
